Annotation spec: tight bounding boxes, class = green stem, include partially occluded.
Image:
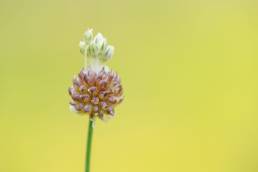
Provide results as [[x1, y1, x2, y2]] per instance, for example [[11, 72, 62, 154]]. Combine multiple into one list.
[[85, 119, 94, 172]]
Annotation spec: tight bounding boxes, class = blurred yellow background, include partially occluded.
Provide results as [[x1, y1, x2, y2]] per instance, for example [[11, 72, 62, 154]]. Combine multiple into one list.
[[1, 0, 258, 171]]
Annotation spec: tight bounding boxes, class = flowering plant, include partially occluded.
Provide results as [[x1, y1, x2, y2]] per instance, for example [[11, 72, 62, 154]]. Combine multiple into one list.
[[68, 29, 124, 172]]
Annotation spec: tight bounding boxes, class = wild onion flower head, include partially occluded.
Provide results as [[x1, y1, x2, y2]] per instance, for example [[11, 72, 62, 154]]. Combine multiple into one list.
[[69, 29, 123, 120]]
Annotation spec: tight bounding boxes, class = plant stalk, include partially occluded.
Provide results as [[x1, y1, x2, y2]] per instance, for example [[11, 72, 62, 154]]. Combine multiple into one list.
[[85, 119, 94, 172]]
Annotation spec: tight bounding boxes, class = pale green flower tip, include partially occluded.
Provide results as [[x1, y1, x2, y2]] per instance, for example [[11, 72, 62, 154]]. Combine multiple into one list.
[[84, 28, 94, 42], [94, 33, 107, 50], [79, 41, 86, 54], [94, 33, 104, 43], [87, 42, 98, 57], [104, 45, 114, 59], [79, 41, 85, 48]]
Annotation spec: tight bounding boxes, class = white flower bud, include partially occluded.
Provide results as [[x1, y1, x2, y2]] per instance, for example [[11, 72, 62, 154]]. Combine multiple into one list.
[[79, 41, 86, 48], [94, 33, 107, 52], [87, 42, 99, 57], [104, 45, 114, 59], [84, 28, 93, 42], [94, 33, 105, 44], [79, 41, 86, 54]]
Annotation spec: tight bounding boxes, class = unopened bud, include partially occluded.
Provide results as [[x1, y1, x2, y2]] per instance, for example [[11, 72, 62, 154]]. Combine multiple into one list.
[[104, 45, 114, 59], [84, 28, 93, 42]]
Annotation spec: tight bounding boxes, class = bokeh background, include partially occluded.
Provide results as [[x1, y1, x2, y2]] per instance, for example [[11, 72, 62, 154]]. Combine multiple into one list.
[[1, 0, 258, 171]]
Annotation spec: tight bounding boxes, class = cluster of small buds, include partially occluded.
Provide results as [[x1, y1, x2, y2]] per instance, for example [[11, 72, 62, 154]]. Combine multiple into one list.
[[79, 29, 114, 62], [69, 28, 123, 120], [69, 68, 123, 120]]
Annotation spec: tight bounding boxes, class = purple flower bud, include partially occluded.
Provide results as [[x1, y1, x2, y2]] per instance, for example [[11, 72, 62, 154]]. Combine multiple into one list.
[[81, 94, 90, 102], [100, 101, 107, 109], [93, 106, 99, 112], [107, 107, 115, 116], [79, 85, 87, 92], [91, 96, 99, 105], [84, 105, 92, 112], [108, 96, 116, 103], [88, 86, 97, 93]]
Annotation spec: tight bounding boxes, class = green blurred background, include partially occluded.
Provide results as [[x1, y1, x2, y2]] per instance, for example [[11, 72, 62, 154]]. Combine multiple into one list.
[[1, 0, 258, 171]]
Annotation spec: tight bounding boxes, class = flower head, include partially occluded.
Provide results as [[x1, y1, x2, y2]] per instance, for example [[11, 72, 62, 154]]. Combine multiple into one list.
[[79, 29, 114, 63], [69, 29, 123, 120]]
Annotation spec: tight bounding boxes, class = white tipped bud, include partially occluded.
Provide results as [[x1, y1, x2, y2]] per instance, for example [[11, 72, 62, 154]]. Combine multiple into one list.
[[104, 45, 114, 59], [84, 28, 93, 42], [94, 33, 105, 44], [79, 41, 86, 54], [79, 41, 86, 48], [94, 34, 107, 51]]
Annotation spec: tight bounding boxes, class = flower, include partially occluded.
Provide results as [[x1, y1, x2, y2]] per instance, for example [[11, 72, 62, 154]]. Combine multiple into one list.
[[84, 28, 93, 42], [69, 29, 123, 120], [79, 29, 113, 62]]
